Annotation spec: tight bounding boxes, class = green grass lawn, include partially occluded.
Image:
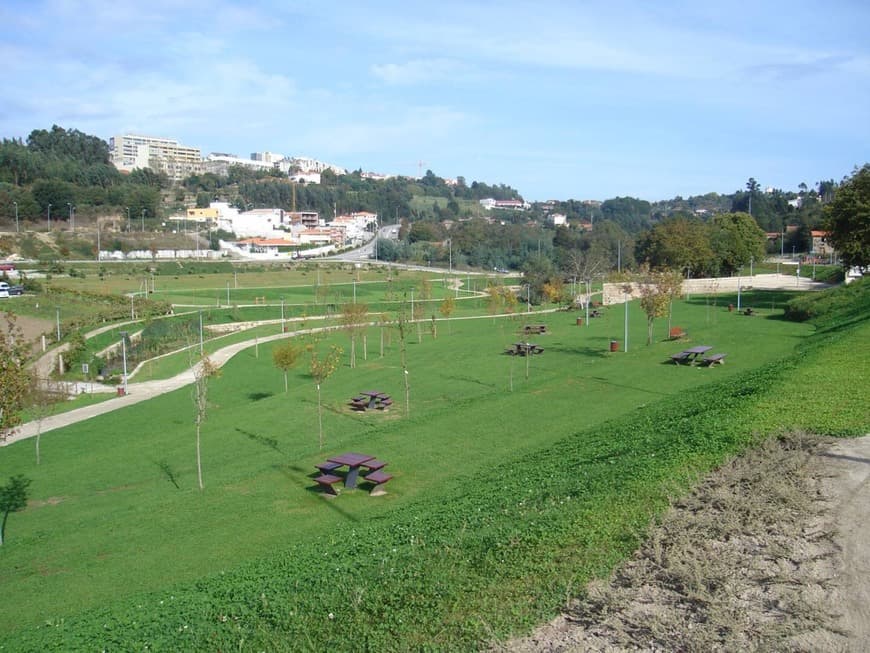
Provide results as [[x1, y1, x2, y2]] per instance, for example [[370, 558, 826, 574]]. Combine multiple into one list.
[[0, 293, 817, 636]]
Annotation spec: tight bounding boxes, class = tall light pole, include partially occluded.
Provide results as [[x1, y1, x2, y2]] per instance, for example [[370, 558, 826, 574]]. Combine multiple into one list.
[[119, 331, 129, 395], [47, 203, 52, 230], [96, 218, 101, 261], [67, 202, 74, 231], [199, 312, 204, 355], [141, 208, 146, 232], [55, 307, 61, 341], [13, 201, 18, 232], [448, 238, 452, 274], [125, 206, 130, 231], [280, 296, 285, 331]]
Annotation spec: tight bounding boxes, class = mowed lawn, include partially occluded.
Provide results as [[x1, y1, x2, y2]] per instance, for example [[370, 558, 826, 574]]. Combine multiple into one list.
[[0, 292, 812, 633]]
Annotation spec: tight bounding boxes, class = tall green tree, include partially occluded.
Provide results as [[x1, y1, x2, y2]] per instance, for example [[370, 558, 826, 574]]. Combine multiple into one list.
[[824, 164, 870, 271], [710, 212, 767, 275], [636, 215, 714, 276]]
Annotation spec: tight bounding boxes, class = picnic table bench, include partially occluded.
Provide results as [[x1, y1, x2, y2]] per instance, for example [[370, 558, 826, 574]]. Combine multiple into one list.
[[315, 461, 342, 473], [668, 326, 687, 340], [522, 325, 548, 335], [699, 353, 727, 366], [314, 473, 343, 496], [364, 469, 393, 495]]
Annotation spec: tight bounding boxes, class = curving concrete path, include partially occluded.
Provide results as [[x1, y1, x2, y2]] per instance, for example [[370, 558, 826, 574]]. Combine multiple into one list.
[[3, 329, 302, 447]]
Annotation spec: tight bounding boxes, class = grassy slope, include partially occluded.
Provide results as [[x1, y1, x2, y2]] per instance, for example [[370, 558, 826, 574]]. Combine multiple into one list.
[[0, 284, 866, 650]]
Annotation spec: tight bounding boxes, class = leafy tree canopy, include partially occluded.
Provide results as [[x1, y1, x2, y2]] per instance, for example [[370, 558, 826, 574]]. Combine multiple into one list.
[[824, 163, 870, 270]]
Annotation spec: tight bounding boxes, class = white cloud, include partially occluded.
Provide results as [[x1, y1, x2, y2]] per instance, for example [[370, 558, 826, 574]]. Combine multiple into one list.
[[370, 59, 470, 85]]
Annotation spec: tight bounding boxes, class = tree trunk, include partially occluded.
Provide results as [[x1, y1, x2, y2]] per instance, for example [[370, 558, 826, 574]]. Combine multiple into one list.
[[316, 384, 324, 450], [363, 334, 367, 361], [196, 422, 203, 490], [350, 337, 356, 368], [647, 318, 654, 345], [284, 371, 288, 393]]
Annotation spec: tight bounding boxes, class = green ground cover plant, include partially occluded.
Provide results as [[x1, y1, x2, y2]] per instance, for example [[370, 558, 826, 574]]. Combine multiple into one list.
[[0, 282, 865, 650]]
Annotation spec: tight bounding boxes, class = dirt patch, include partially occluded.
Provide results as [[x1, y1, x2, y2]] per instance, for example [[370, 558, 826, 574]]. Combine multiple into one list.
[[497, 432, 870, 652], [27, 496, 67, 508], [0, 311, 54, 355]]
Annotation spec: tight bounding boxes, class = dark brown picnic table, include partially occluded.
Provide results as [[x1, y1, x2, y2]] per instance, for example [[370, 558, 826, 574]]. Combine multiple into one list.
[[670, 345, 712, 364], [508, 342, 543, 356], [326, 452, 375, 489], [350, 391, 392, 411]]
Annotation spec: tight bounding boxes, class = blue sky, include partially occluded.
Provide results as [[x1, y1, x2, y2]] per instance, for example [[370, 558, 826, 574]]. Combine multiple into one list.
[[1, 0, 868, 201]]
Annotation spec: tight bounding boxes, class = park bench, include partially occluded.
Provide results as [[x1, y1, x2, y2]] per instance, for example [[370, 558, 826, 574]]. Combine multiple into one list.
[[315, 461, 342, 474], [700, 353, 727, 366], [349, 399, 368, 411], [668, 326, 687, 340], [363, 459, 388, 471], [670, 352, 692, 364], [364, 469, 393, 495], [314, 474, 343, 496], [522, 325, 548, 335], [375, 399, 393, 410]]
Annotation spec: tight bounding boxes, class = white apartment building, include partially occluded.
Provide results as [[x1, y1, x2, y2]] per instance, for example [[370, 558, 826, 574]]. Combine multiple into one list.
[[278, 156, 347, 175], [203, 153, 277, 177], [109, 134, 202, 181], [251, 151, 284, 163]]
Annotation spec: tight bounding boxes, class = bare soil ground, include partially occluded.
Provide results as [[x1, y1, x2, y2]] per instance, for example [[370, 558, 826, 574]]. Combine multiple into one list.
[[0, 311, 53, 356], [497, 432, 870, 653]]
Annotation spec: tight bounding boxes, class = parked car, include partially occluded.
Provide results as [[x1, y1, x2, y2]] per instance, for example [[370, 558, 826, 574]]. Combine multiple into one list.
[[0, 281, 23, 298]]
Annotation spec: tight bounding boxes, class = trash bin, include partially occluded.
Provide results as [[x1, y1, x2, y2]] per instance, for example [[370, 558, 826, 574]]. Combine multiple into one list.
[[609, 340, 619, 352], [728, 303, 734, 312], [576, 317, 583, 326], [116, 387, 126, 396]]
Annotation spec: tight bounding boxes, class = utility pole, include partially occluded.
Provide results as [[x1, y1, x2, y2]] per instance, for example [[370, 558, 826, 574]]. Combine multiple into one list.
[[13, 201, 18, 232]]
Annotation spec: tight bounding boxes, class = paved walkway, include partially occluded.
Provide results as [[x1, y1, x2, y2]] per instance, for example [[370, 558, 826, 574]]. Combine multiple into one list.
[[3, 329, 300, 447]]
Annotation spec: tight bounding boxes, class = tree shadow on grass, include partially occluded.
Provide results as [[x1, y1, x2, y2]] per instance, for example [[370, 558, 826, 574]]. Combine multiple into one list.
[[548, 342, 614, 359], [235, 427, 281, 454], [247, 391, 273, 401], [584, 375, 671, 396]]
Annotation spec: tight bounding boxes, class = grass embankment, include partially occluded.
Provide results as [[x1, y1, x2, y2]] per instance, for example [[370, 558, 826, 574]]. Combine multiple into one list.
[[0, 283, 866, 650]]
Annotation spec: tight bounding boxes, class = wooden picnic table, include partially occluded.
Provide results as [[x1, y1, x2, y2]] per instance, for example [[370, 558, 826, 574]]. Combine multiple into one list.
[[670, 345, 712, 365], [351, 391, 392, 410], [509, 342, 543, 356], [326, 452, 375, 489]]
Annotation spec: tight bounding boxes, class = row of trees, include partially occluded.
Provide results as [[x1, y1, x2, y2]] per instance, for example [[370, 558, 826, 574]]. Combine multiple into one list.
[[0, 126, 162, 223]]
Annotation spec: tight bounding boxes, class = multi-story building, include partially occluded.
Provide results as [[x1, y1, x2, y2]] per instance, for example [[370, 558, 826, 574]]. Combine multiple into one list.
[[109, 134, 203, 181], [203, 153, 276, 176]]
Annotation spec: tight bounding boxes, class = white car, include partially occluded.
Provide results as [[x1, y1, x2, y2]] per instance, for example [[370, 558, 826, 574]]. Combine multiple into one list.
[[0, 282, 9, 298]]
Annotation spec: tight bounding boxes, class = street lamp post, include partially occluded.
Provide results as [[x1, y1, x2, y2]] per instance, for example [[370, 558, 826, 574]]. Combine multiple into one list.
[[67, 202, 74, 231], [96, 219, 101, 261], [141, 208, 146, 232], [199, 312, 204, 355], [280, 296, 285, 331], [125, 207, 130, 230], [55, 307, 61, 341], [13, 201, 18, 232], [47, 203, 52, 230], [119, 331, 129, 395]]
